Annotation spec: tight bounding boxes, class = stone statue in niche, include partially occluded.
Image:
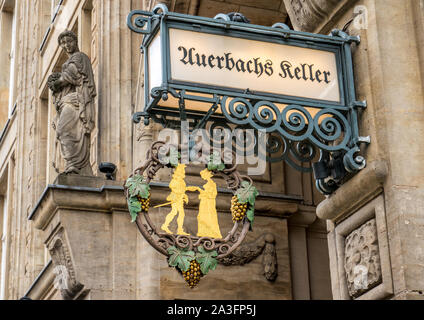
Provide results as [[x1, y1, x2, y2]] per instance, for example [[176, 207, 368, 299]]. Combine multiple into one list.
[[47, 30, 96, 175]]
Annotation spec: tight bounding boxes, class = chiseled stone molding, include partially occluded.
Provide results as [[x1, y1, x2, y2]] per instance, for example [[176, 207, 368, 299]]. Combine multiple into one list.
[[283, 0, 339, 32], [344, 219, 382, 298], [283, 0, 358, 33], [316, 160, 388, 222], [47, 227, 87, 300], [29, 183, 127, 230]]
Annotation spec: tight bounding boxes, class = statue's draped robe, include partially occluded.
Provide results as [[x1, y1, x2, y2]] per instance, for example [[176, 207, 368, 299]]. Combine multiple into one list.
[[53, 51, 96, 173]]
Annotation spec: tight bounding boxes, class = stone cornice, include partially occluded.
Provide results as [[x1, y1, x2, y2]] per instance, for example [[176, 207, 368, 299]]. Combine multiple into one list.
[[316, 160, 388, 222]]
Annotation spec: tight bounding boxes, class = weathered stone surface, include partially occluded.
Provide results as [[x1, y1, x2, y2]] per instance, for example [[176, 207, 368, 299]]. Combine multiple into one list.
[[0, 0, 344, 300], [319, 0, 424, 301], [27, 175, 298, 299], [47, 227, 87, 300], [328, 195, 393, 300], [283, 0, 341, 31], [219, 233, 278, 282], [154, 207, 292, 300], [197, 0, 239, 18], [344, 219, 382, 298]]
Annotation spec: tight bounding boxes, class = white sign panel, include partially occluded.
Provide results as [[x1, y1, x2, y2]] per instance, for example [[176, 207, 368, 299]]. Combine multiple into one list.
[[168, 28, 341, 103]]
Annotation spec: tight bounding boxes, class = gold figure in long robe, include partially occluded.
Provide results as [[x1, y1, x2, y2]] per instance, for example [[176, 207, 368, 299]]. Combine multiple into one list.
[[189, 169, 222, 239]]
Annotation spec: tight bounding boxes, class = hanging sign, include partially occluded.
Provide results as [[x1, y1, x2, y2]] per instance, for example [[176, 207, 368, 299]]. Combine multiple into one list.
[[166, 28, 341, 102], [124, 142, 258, 288]]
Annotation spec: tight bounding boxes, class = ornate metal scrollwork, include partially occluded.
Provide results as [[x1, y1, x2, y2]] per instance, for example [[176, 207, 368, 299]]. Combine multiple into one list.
[[126, 4, 168, 34], [136, 86, 365, 181], [127, 4, 370, 195]]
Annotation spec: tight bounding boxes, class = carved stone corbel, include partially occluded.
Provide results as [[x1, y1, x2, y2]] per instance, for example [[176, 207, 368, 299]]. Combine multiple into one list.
[[47, 228, 87, 300], [283, 0, 342, 32], [218, 233, 278, 281]]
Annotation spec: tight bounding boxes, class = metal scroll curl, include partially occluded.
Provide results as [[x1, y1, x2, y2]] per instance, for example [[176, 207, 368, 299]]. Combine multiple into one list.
[[133, 86, 366, 193], [220, 97, 351, 151], [124, 141, 258, 288], [126, 4, 168, 34], [219, 96, 364, 174]]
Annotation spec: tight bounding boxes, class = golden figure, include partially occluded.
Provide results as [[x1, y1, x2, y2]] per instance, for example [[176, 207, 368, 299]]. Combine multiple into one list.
[[189, 169, 222, 239], [161, 164, 190, 235]]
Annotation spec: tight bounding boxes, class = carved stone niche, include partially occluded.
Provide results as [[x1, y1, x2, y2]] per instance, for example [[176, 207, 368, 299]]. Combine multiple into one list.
[[344, 219, 382, 298], [327, 195, 393, 300]]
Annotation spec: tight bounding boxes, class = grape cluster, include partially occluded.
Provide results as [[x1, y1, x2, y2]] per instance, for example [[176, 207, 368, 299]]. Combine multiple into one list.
[[137, 194, 150, 212], [231, 195, 247, 222], [183, 260, 202, 288]]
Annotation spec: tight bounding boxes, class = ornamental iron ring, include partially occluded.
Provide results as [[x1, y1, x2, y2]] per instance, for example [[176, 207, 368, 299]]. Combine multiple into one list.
[[124, 141, 255, 260]]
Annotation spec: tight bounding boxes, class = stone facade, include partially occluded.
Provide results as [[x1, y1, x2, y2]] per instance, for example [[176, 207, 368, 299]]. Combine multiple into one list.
[[0, 0, 329, 300], [0, 0, 422, 301], [307, 0, 424, 300]]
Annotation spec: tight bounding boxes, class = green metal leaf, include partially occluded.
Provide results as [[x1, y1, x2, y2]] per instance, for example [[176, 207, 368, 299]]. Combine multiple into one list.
[[127, 196, 141, 222], [125, 174, 150, 198], [167, 246, 195, 272], [195, 246, 218, 275], [207, 151, 225, 172], [236, 181, 259, 205]]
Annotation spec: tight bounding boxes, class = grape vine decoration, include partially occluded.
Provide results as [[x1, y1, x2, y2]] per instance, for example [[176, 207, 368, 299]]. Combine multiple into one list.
[[124, 143, 258, 288]]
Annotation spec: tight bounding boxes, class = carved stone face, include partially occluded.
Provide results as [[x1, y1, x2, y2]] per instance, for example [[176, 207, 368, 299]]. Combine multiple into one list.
[[60, 36, 78, 55]]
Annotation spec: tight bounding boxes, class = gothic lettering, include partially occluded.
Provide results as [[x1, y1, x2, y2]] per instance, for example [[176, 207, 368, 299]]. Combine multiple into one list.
[[323, 71, 331, 84], [216, 55, 225, 69], [188, 47, 195, 65], [225, 53, 235, 71], [279, 60, 294, 79], [195, 53, 207, 67], [176, 45, 333, 84], [235, 59, 246, 72], [254, 58, 263, 78], [246, 60, 254, 73], [208, 55, 215, 68], [315, 70, 322, 82], [264, 60, 273, 76], [178, 46, 188, 65], [294, 67, 301, 80]]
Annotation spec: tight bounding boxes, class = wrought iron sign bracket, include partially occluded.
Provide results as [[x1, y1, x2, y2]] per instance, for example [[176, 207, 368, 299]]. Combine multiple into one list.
[[127, 4, 370, 195]]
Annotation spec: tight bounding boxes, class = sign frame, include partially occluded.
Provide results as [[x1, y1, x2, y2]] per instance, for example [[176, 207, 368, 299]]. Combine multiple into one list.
[[164, 25, 346, 107]]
